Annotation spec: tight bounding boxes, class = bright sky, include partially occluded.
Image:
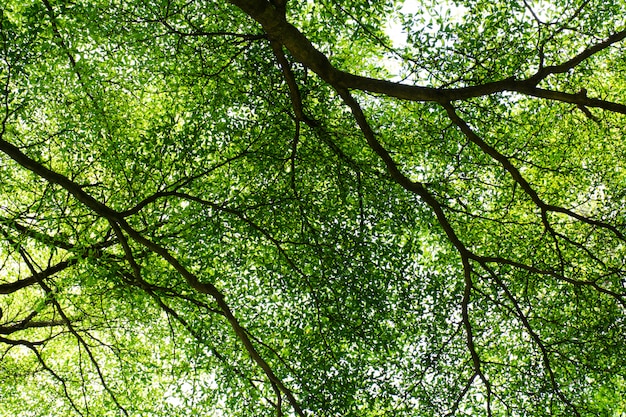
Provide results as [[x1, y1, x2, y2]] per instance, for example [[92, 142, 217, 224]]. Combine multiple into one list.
[[386, 0, 420, 48], [386, 0, 468, 46], [384, 0, 468, 80]]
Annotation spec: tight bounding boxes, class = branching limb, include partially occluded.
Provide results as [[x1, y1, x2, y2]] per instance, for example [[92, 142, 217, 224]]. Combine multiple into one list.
[[119, 151, 252, 218], [329, 87, 495, 411], [476, 255, 626, 307], [17, 249, 130, 417], [269, 40, 304, 188], [15, 337, 85, 417], [529, 28, 626, 84], [137, 282, 281, 412], [334, 88, 471, 258], [0, 260, 71, 294], [442, 102, 625, 242], [481, 263, 581, 416], [228, 0, 626, 113], [0, 135, 306, 417], [444, 373, 476, 417], [123, 188, 341, 363], [0, 233, 117, 295]]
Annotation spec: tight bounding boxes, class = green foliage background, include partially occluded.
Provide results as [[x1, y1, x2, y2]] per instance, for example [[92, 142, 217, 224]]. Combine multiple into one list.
[[1, 0, 625, 416]]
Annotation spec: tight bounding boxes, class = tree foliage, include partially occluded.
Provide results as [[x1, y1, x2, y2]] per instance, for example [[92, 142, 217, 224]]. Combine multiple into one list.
[[1, 0, 626, 415]]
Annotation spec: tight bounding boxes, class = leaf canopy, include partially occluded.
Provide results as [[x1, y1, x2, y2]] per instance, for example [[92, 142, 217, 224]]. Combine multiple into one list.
[[1, 0, 626, 416]]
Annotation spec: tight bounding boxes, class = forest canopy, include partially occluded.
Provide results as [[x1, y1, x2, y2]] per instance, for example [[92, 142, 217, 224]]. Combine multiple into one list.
[[1, 0, 626, 415]]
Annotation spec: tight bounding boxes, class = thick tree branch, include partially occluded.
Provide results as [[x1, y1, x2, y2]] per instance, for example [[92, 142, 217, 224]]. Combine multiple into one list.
[[228, 0, 626, 113], [0, 236, 117, 295], [0, 269, 51, 294], [330, 86, 495, 409], [0, 319, 66, 334]]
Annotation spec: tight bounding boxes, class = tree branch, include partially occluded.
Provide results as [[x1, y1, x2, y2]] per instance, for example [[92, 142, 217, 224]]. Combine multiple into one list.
[[0, 136, 306, 417], [228, 0, 626, 114]]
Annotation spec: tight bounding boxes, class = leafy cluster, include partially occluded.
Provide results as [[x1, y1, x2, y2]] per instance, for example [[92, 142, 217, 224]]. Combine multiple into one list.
[[1, 0, 625, 416]]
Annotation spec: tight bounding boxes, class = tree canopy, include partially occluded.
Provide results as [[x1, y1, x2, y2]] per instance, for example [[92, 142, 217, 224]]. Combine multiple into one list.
[[1, 0, 626, 415]]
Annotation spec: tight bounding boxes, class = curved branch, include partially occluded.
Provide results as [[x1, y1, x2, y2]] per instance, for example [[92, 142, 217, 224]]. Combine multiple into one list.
[[529, 28, 626, 84], [228, 0, 626, 113], [331, 86, 494, 410], [442, 102, 626, 242], [0, 235, 71, 294]]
